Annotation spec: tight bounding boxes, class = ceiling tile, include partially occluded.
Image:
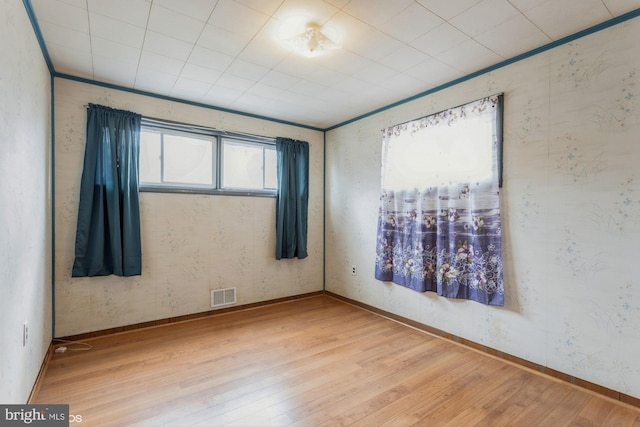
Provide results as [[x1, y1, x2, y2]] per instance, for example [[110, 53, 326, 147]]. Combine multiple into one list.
[[187, 46, 235, 72], [231, 92, 274, 113], [522, 0, 612, 39], [377, 45, 432, 73], [331, 75, 374, 95], [56, 0, 87, 8], [313, 104, 354, 125], [197, 24, 253, 57], [234, 0, 284, 16], [89, 13, 146, 49], [449, 0, 520, 37], [322, 0, 350, 8], [410, 22, 469, 57], [379, 3, 444, 43], [39, 22, 91, 52], [31, 0, 88, 32], [225, 59, 271, 81], [273, 0, 339, 24], [324, 11, 375, 51], [201, 85, 243, 106], [87, 0, 151, 28], [134, 68, 178, 94], [437, 38, 503, 72], [320, 50, 372, 76], [347, 28, 406, 61], [138, 51, 185, 75], [260, 70, 301, 90], [180, 63, 223, 85], [404, 57, 465, 86], [143, 31, 194, 62], [287, 80, 329, 97], [377, 72, 427, 95], [262, 101, 313, 124], [152, 0, 217, 21], [313, 87, 359, 106], [45, 43, 93, 77], [273, 55, 322, 78], [415, 0, 483, 20], [307, 66, 350, 87], [504, 0, 542, 10], [170, 77, 212, 101], [91, 37, 141, 65], [216, 73, 256, 91], [208, 0, 270, 37], [357, 62, 404, 85], [475, 14, 552, 58], [147, 5, 206, 43], [602, 0, 640, 15], [237, 20, 291, 68], [246, 82, 285, 99], [342, 0, 414, 27], [276, 89, 316, 107], [351, 97, 387, 115], [92, 56, 138, 86]]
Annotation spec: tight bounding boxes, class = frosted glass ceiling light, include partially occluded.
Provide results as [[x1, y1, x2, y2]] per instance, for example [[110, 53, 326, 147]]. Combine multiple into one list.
[[281, 22, 339, 58]]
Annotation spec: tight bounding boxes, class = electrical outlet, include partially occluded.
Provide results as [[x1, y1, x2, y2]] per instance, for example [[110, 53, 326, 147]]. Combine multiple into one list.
[[351, 265, 357, 276], [23, 322, 29, 347]]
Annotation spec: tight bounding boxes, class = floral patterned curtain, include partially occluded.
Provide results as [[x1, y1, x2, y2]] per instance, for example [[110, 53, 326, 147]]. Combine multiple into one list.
[[375, 95, 504, 306]]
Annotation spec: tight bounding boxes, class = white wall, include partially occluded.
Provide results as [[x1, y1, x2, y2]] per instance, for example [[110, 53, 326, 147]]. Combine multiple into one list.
[[326, 17, 640, 399], [0, 0, 52, 403], [54, 79, 324, 337]]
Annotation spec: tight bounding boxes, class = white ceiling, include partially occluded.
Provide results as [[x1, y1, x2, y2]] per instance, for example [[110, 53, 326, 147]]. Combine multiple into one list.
[[29, 0, 640, 129]]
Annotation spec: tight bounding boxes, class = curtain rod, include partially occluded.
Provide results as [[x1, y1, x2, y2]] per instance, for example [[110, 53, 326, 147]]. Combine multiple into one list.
[[141, 115, 276, 142], [380, 92, 504, 132], [83, 104, 276, 143]]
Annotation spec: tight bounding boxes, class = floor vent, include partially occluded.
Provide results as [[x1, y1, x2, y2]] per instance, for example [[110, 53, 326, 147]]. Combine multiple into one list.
[[211, 287, 236, 309]]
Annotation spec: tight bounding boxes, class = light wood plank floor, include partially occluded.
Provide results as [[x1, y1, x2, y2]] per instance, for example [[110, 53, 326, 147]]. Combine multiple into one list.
[[35, 296, 640, 426]]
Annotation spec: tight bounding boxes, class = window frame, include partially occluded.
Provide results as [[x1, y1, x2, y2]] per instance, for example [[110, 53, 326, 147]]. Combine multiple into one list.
[[139, 118, 277, 198]]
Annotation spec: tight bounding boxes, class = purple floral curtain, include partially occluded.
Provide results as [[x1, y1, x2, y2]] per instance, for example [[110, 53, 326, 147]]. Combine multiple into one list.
[[375, 95, 504, 306]]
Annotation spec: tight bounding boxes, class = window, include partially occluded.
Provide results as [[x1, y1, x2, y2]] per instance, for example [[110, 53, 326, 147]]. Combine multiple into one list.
[[139, 119, 277, 196], [375, 94, 504, 306], [382, 111, 496, 191]]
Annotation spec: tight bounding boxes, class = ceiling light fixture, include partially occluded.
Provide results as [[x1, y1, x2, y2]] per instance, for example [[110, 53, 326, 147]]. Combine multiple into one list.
[[281, 22, 340, 58]]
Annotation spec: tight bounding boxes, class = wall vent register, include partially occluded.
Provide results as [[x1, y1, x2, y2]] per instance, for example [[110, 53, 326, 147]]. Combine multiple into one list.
[[211, 288, 237, 308]]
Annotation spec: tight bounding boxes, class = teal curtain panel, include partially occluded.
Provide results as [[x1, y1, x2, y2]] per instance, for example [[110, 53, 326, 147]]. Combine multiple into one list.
[[72, 104, 142, 277], [275, 137, 309, 260]]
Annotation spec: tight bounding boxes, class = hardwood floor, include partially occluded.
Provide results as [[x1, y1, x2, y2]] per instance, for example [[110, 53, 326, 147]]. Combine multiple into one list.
[[35, 296, 640, 426]]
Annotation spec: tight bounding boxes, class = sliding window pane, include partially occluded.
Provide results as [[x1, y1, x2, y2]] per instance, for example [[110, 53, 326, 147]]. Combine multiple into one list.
[[140, 131, 162, 183], [222, 140, 264, 190], [163, 134, 213, 185], [264, 148, 277, 190]]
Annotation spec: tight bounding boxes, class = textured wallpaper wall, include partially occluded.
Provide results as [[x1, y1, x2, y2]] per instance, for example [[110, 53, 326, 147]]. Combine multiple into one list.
[[0, 1, 52, 403], [54, 79, 324, 337], [326, 17, 640, 398]]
